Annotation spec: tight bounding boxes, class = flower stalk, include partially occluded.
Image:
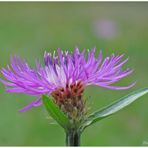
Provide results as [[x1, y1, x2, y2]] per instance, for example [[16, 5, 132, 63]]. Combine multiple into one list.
[[66, 130, 81, 146]]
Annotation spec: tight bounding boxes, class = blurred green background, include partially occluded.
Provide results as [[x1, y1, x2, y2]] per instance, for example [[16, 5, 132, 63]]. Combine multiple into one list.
[[0, 2, 148, 146]]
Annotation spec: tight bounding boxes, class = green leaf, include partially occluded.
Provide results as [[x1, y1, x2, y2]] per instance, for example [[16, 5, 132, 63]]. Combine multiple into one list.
[[80, 88, 148, 132], [42, 95, 71, 130]]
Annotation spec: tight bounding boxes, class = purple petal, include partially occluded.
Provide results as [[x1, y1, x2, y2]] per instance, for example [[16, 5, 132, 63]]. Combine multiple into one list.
[[19, 98, 42, 112], [95, 81, 136, 90], [0, 48, 135, 112]]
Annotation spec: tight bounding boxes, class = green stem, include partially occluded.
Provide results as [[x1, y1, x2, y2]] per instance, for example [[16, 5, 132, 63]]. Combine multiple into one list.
[[66, 130, 81, 146]]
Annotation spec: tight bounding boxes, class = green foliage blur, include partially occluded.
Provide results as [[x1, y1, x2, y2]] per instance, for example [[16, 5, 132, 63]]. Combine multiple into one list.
[[0, 2, 148, 146]]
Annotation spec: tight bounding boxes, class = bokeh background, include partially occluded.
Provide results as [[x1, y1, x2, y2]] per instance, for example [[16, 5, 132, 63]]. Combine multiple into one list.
[[0, 2, 148, 146]]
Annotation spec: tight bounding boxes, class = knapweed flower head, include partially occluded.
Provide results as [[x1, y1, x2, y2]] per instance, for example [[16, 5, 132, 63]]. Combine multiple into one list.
[[0, 48, 135, 121]]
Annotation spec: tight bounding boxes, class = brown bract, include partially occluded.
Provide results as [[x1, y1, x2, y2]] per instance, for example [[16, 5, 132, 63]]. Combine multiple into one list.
[[51, 81, 86, 122]]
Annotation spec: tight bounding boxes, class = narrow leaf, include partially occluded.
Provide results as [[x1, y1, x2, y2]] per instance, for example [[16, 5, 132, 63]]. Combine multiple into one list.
[[42, 95, 71, 130], [80, 88, 148, 131]]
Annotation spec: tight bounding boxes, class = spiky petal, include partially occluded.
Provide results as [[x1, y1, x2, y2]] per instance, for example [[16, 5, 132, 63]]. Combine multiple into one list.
[[0, 48, 135, 112]]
